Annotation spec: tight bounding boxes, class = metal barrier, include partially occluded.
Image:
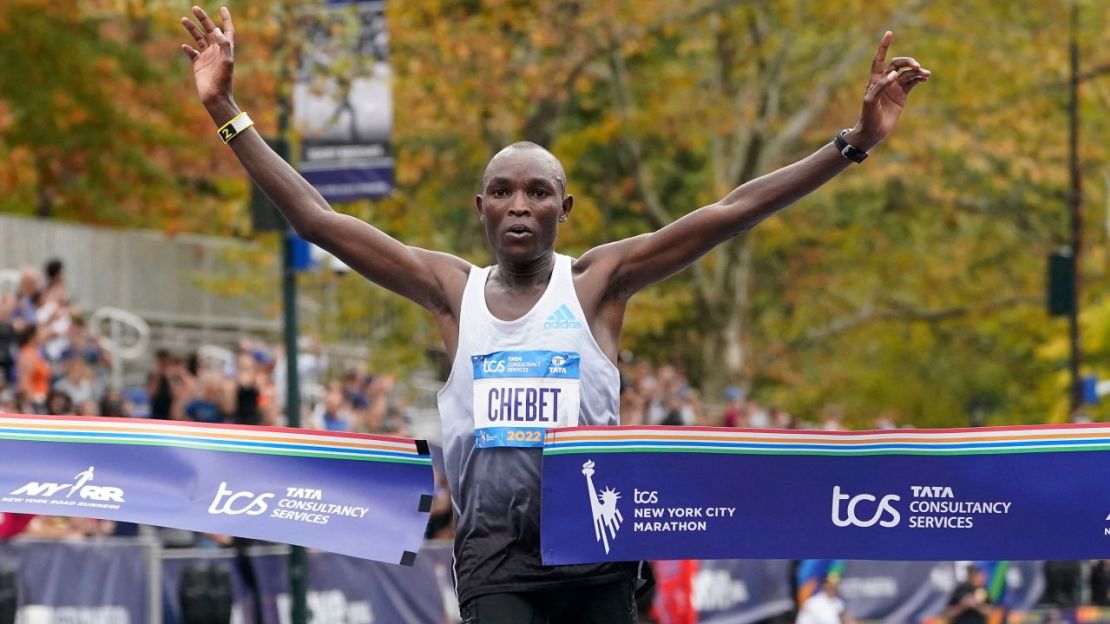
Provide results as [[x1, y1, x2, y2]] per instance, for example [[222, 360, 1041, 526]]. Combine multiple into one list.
[[0, 537, 160, 624], [1, 536, 1090, 624], [0, 214, 273, 327], [88, 307, 151, 390], [0, 537, 458, 624]]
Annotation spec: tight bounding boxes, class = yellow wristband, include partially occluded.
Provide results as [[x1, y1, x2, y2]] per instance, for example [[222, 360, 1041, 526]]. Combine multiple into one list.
[[217, 112, 254, 144]]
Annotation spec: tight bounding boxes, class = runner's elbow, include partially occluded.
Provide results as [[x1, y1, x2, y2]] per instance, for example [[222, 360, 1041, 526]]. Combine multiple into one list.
[[291, 207, 333, 245]]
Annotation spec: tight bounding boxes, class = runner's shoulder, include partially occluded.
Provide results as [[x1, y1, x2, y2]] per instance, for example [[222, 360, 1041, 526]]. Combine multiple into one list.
[[573, 236, 647, 273], [572, 235, 650, 295], [410, 247, 472, 312]]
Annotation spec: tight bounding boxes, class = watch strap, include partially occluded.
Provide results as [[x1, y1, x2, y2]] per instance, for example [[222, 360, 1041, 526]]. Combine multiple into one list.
[[833, 129, 868, 163]]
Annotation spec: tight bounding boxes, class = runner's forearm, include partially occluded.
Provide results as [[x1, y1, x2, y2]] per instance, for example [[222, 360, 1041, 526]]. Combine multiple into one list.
[[717, 128, 872, 231], [205, 97, 332, 241]]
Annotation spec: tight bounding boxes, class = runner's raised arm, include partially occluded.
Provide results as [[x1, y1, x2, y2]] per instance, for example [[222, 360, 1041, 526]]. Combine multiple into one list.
[[179, 6, 469, 314], [586, 32, 930, 300]]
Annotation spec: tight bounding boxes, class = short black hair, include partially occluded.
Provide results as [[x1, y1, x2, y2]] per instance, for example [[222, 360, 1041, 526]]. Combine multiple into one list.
[[481, 142, 568, 197], [44, 258, 64, 280], [16, 326, 36, 349]]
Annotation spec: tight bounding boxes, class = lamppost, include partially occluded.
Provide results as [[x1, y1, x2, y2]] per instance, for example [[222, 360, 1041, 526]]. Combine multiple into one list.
[[1067, 0, 1081, 415]]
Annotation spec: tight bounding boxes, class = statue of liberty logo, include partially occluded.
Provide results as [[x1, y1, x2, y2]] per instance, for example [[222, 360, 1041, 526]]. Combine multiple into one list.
[[582, 460, 622, 554]]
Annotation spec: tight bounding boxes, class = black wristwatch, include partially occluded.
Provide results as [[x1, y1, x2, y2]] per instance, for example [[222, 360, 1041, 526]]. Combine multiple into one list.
[[833, 129, 868, 163]]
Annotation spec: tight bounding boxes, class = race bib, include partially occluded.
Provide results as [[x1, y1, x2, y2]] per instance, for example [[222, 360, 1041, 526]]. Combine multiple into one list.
[[471, 350, 581, 448]]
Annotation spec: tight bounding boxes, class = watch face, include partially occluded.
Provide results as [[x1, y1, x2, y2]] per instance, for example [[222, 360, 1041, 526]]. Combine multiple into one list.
[[841, 146, 866, 163]]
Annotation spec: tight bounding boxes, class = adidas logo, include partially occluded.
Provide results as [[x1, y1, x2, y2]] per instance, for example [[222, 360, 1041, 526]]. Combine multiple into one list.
[[544, 304, 584, 330]]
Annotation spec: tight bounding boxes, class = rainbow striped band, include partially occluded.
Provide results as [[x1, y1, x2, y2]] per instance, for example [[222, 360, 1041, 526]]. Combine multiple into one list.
[[543, 423, 1110, 456], [0, 413, 432, 465]]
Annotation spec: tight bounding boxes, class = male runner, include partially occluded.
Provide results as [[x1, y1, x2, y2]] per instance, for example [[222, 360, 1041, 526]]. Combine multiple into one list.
[[179, 7, 929, 622]]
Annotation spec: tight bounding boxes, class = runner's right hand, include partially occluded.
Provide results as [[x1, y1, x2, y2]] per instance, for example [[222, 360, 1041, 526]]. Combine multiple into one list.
[[179, 6, 236, 105]]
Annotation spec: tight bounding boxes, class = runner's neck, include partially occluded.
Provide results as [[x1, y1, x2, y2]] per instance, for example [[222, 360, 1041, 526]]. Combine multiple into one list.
[[491, 252, 556, 292]]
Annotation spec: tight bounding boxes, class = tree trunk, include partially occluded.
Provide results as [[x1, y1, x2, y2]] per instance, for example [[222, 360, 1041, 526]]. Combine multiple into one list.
[[34, 155, 54, 218], [695, 234, 753, 403]]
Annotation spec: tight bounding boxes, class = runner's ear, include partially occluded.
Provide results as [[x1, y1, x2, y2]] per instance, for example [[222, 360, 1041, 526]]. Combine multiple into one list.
[[559, 195, 573, 222]]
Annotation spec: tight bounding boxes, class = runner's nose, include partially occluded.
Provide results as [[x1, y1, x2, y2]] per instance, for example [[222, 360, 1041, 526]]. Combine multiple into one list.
[[508, 192, 530, 217]]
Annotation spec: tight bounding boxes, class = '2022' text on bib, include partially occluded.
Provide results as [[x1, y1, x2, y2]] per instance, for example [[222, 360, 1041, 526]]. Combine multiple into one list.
[[471, 350, 581, 447]]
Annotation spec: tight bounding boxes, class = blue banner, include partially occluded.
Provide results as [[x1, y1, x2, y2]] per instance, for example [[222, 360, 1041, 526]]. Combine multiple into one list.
[[692, 560, 794, 624], [0, 414, 433, 564], [540, 424, 1110, 564]]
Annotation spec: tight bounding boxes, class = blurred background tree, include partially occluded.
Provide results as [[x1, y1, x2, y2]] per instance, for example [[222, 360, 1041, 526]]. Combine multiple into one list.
[[3, 0, 1109, 426]]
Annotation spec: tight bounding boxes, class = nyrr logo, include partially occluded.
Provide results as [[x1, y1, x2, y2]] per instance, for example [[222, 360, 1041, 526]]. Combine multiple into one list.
[[582, 460, 622, 554], [831, 485, 901, 528], [544, 304, 584, 330], [208, 481, 274, 516], [9, 465, 125, 503]]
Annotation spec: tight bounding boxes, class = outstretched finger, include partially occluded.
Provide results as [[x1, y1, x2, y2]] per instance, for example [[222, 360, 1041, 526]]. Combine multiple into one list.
[[870, 31, 893, 76], [181, 44, 200, 61], [211, 27, 232, 49], [220, 7, 235, 44], [181, 17, 207, 49], [192, 5, 219, 34]]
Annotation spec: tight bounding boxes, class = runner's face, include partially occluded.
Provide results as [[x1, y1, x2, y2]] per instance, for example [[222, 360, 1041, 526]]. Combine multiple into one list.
[[476, 150, 571, 262]]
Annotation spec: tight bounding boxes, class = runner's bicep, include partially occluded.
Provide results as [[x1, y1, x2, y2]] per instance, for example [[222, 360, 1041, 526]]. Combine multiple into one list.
[[599, 203, 736, 298], [309, 211, 468, 312]]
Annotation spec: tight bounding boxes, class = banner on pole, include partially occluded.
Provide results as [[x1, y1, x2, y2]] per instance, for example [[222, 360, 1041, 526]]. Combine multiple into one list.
[[541, 424, 1110, 564], [295, 0, 393, 201], [0, 414, 433, 565]]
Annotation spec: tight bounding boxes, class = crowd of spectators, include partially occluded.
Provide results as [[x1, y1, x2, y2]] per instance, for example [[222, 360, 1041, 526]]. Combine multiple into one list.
[[0, 260, 416, 542], [0, 261, 115, 419], [617, 356, 903, 432]]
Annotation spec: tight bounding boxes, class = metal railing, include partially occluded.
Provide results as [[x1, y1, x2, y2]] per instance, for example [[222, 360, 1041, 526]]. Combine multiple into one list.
[[0, 214, 276, 328]]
